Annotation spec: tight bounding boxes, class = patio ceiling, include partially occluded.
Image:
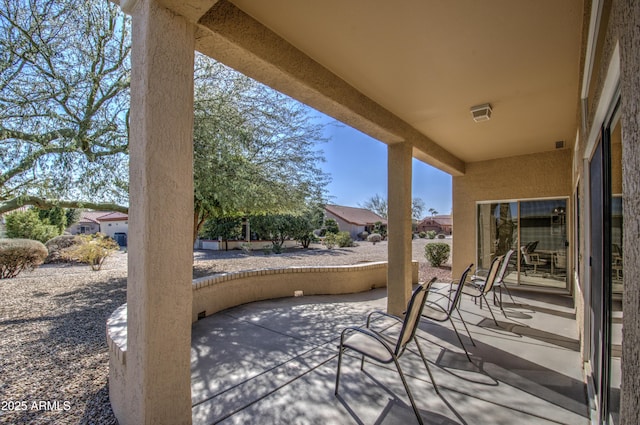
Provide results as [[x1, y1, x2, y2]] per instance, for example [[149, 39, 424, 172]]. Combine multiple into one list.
[[163, 0, 585, 173]]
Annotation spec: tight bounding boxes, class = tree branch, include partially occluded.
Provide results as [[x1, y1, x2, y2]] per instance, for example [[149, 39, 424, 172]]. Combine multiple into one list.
[[0, 196, 128, 215]]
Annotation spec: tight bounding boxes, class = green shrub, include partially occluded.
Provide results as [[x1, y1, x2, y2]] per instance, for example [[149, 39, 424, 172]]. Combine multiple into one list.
[[324, 218, 340, 235], [324, 233, 337, 249], [424, 242, 450, 267], [418, 231, 427, 238], [5, 209, 60, 243], [335, 231, 354, 248], [0, 238, 48, 279], [45, 234, 83, 263], [367, 233, 382, 244], [426, 230, 436, 239], [64, 233, 119, 271]]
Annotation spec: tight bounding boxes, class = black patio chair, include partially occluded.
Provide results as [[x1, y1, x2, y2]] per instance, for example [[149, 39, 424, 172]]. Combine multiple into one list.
[[335, 277, 438, 425], [422, 264, 475, 361], [462, 255, 503, 326]]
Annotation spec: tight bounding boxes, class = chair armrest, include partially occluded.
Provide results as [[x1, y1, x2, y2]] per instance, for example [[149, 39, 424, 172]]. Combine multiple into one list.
[[366, 311, 403, 328], [339, 326, 395, 354]]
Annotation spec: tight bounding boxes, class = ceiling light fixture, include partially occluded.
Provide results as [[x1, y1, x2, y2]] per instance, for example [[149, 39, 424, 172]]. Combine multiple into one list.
[[470, 103, 492, 122]]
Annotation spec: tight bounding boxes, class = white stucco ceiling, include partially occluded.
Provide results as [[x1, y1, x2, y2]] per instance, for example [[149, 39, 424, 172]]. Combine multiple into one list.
[[225, 0, 584, 164]]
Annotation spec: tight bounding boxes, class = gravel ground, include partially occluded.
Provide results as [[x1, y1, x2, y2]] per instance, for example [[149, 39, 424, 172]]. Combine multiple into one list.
[[0, 238, 451, 424]]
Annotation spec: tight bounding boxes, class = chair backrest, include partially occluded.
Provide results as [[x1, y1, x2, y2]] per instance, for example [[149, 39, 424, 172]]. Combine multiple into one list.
[[481, 255, 504, 294], [520, 245, 532, 265], [447, 263, 474, 316], [395, 277, 436, 356], [496, 249, 515, 284]]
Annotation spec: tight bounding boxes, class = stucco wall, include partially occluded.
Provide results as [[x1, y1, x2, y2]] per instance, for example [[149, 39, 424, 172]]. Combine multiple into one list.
[[191, 261, 419, 322], [452, 149, 572, 278], [617, 0, 640, 422]]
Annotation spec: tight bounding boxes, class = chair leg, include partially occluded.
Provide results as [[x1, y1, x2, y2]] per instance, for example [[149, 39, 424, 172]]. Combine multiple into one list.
[[335, 346, 344, 395], [413, 337, 440, 395], [449, 318, 472, 361], [502, 283, 518, 305], [481, 294, 499, 325], [455, 307, 475, 346], [392, 356, 425, 425]]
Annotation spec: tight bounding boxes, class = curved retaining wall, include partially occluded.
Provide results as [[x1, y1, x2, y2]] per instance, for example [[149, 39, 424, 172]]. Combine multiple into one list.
[[191, 260, 418, 322], [107, 260, 418, 420]]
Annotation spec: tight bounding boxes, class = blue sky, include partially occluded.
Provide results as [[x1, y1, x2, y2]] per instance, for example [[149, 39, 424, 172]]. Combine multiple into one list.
[[314, 113, 452, 217]]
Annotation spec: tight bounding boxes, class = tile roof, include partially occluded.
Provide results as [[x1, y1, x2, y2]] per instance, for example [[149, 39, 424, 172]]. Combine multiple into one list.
[[324, 204, 387, 226], [78, 211, 128, 224], [96, 212, 128, 222], [418, 215, 452, 226]]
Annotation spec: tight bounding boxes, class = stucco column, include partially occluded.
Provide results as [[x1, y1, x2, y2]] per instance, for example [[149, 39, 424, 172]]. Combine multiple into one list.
[[125, 1, 195, 424], [387, 143, 413, 315]]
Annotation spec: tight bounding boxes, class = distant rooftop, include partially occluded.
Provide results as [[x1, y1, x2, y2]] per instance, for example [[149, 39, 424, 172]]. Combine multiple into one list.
[[324, 204, 387, 226]]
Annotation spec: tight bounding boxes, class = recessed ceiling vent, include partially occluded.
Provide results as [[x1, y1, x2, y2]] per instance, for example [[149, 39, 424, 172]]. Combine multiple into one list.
[[470, 103, 492, 122], [555, 140, 565, 149]]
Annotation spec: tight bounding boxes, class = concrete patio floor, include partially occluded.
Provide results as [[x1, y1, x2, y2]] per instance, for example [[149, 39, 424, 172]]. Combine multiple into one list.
[[190, 283, 589, 424]]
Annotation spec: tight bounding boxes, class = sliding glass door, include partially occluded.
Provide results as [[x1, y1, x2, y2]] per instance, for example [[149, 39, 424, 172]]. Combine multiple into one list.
[[476, 198, 568, 288]]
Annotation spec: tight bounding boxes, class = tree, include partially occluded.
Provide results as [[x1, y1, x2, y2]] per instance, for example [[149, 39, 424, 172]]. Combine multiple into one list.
[[412, 198, 425, 220], [0, 0, 131, 214], [191, 56, 330, 242], [428, 208, 439, 217], [360, 194, 427, 220], [360, 194, 388, 218]]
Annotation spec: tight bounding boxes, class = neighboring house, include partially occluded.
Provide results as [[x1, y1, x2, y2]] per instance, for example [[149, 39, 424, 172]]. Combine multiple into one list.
[[417, 215, 452, 235], [67, 211, 129, 246], [324, 204, 387, 239]]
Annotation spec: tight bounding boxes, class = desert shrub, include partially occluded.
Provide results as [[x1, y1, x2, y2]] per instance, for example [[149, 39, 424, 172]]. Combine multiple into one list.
[[45, 234, 83, 263], [0, 238, 48, 279], [64, 233, 119, 271], [373, 221, 387, 239], [4, 209, 60, 243], [426, 230, 436, 239], [335, 231, 354, 248], [271, 240, 284, 254], [324, 218, 339, 234], [418, 231, 427, 238], [424, 242, 450, 267], [367, 233, 382, 244], [324, 233, 337, 249], [357, 231, 369, 241]]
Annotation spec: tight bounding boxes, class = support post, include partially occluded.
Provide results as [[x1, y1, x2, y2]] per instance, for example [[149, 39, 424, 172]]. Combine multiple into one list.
[[387, 142, 413, 315], [124, 1, 195, 423]]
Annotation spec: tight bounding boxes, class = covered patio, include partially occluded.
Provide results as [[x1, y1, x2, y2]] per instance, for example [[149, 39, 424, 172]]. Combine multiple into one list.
[[191, 284, 588, 424], [109, 0, 640, 424]]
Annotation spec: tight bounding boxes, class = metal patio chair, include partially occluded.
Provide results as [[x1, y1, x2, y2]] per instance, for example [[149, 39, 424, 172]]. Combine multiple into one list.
[[422, 264, 475, 361], [472, 249, 517, 310], [335, 277, 438, 425], [462, 255, 503, 325]]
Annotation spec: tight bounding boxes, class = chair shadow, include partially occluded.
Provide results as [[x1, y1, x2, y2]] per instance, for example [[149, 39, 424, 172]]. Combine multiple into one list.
[[477, 318, 580, 351]]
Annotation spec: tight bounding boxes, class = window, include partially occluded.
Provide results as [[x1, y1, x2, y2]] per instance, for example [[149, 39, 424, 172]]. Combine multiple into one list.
[[477, 198, 568, 288]]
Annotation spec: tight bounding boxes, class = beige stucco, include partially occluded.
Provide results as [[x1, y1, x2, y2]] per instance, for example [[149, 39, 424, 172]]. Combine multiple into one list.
[[387, 143, 414, 315], [191, 261, 419, 322], [452, 149, 573, 278], [120, 1, 196, 423]]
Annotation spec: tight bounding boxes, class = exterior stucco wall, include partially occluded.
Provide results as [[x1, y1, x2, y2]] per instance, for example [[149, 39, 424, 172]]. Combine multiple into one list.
[[616, 1, 640, 422], [452, 149, 572, 278], [101, 220, 129, 240], [191, 261, 419, 322]]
